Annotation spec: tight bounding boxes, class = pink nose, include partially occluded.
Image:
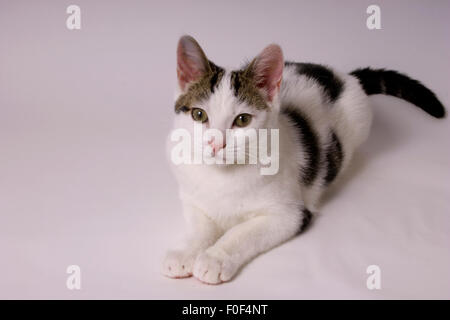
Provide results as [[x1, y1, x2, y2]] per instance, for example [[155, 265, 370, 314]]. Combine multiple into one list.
[[210, 141, 226, 154]]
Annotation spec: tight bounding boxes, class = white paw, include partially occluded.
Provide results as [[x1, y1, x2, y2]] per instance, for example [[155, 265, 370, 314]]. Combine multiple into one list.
[[193, 250, 237, 285], [162, 250, 196, 279]]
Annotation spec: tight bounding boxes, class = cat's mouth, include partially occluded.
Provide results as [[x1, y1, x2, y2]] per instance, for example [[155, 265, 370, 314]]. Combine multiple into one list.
[[202, 144, 229, 164], [202, 144, 258, 166]]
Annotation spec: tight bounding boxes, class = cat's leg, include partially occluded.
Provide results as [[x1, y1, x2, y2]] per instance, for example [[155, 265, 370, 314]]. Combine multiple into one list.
[[192, 208, 302, 284], [302, 183, 324, 212], [162, 202, 222, 279]]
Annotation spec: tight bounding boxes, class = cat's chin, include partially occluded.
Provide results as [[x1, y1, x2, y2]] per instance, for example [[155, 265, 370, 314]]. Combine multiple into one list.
[[202, 155, 231, 167]]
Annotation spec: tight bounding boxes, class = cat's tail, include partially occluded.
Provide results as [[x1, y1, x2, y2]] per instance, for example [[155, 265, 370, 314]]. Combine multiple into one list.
[[350, 67, 445, 118]]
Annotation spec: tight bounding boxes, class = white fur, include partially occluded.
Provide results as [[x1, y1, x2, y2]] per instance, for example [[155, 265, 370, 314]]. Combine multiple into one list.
[[163, 63, 372, 284]]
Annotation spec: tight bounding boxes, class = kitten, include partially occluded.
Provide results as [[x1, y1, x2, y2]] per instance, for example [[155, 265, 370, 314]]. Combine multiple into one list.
[[162, 35, 445, 284]]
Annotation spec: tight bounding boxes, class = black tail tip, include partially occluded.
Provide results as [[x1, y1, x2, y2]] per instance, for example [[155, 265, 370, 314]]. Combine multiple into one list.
[[434, 106, 446, 119], [350, 67, 446, 119], [427, 99, 446, 119]]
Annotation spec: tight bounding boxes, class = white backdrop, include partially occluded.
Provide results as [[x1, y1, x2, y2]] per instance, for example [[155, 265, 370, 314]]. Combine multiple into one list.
[[1, 0, 449, 299]]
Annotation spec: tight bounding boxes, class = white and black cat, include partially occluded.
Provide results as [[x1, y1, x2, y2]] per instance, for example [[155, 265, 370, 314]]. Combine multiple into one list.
[[163, 35, 445, 284]]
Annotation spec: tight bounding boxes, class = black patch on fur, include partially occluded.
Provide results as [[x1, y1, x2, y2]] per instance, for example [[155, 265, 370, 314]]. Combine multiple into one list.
[[350, 67, 446, 118], [298, 207, 313, 234], [282, 107, 320, 186], [174, 61, 224, 114], [231, 71, 241, 96], [285, 62, 344, 102], [324, 131, 344, 185], [209, 71, 219, 93], [229, 69, 269, 110], [208, 61, 224, 93], [178, 105, 190, 113]]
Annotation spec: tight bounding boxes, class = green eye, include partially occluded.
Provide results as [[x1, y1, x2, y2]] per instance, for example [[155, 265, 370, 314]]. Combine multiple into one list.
[[191, 108, 208, 123], [233, 113, 252, 127]]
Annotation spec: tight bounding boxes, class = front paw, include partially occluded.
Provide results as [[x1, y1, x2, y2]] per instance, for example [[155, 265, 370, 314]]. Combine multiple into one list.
[[193, 250, 237, 285], [162, 250, 196, 279]]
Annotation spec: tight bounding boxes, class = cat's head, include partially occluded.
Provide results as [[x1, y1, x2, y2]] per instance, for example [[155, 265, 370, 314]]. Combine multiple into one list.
[[172, 35, 283, 163]]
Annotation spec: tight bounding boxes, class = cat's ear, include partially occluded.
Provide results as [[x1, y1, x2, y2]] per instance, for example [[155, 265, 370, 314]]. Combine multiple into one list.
[[245, 44, 284, 101], [177, 35, 211, 91]]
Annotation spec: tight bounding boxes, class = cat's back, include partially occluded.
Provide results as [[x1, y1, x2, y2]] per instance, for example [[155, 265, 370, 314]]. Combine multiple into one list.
[[280, 61, 372, 160], [281, 62, 345, 109]]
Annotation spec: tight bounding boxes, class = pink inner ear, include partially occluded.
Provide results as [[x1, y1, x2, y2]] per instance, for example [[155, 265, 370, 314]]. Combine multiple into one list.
[[177, 36, 208, 91], [177, 52, 201, 90], [253, 44, 284, 101]]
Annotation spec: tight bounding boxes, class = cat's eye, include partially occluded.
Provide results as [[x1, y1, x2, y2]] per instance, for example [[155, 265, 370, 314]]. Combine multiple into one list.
[[233, 113, 252, 127], [191, 108, 208, 123]]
